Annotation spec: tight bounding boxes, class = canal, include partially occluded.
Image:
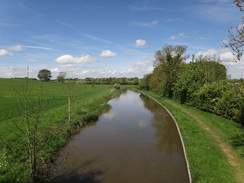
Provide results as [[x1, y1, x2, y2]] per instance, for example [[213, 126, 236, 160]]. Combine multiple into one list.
[[49, 90, 190, 183]]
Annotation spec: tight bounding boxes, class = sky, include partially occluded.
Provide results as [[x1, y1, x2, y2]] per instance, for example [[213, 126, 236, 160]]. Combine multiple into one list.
[[0, 0, 243, 79]]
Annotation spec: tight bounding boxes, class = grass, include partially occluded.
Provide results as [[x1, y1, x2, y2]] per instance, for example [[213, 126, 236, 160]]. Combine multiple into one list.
[[135, 89, 244, 183], [0, 79, 120, 183]]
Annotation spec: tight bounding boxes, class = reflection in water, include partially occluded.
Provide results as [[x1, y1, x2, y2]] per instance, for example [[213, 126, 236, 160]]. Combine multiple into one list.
[[140, 95, 182, 155], [48, 90, 189, 183]]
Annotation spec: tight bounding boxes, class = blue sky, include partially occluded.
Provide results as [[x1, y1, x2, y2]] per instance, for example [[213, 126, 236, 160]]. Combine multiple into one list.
[[0, 0, 243, 79]]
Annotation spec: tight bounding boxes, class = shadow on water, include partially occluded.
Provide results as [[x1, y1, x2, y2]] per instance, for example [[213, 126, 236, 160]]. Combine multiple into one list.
[[48, 169, 104, 183], [140, 94, 182, 155], [47, 156, 105, 183]]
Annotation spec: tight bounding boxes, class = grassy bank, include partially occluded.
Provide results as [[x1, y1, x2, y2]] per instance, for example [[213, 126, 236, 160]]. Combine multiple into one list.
[[136, 89, 244, 183], [0, 79, 120, 182]]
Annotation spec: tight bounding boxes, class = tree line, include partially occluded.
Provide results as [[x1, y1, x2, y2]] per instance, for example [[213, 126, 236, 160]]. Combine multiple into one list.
[[140, 45, 243, 126]]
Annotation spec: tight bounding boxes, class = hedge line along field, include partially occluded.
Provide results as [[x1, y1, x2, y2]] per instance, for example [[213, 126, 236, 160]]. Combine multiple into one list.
[[0, 78, 121, 183]]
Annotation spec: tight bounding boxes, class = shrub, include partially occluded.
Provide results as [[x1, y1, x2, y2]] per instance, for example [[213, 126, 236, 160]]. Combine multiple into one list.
[[113, 83, 120, 89]]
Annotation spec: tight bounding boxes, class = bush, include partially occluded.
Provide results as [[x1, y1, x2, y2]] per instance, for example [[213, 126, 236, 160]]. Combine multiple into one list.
[[191, 80, 243, 125], [113, 83, 120, 89]]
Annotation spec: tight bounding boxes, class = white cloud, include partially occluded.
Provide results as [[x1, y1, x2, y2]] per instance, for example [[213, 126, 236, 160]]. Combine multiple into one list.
[[166, 18, 183, 22], [219, 51, 237, 65], [7, 45, 24, 51], [195, 48, 244, 78], [169, 33, 187, 40], [196, 49, 217, 57], [55, 54, 96, 64], [99, 50, 117, 57], [135, 39, 147, 47], [169, 36, 176, 40], [190, 3, 237, 23], [0, 49, 12, 56], [134, 21, 158, 27], [125, 51, 139, 55], [24, 45, 55, 51], [179, 33, 187, 37]]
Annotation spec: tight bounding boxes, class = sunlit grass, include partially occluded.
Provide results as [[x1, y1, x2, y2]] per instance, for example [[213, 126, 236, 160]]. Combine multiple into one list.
[[0, 79, 120, 182], [139, 90, 242, 183]]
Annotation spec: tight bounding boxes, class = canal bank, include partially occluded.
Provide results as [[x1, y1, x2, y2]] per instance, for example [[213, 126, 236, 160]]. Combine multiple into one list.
[[47, 90, 190, 183]]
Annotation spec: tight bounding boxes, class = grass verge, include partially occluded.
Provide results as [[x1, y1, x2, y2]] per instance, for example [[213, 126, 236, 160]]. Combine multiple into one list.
[[0, 79, 121, 182], [136, 89, 244, 183]]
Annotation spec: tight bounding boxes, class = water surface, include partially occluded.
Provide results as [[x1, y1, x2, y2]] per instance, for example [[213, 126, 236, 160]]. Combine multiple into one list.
[[49, 90, 189, 183]]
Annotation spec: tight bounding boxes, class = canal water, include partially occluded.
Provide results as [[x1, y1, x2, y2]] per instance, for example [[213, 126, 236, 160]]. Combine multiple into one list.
[[49, 90, 189, 183]]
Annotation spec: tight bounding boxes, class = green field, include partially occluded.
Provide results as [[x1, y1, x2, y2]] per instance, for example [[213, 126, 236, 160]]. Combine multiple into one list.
[[0, 78, 120, 183]]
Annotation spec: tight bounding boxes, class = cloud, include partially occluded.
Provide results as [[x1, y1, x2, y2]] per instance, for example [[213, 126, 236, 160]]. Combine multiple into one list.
[[169, 33, 187, 40], [194, 48, 244, 78], [179, 33, 187, 37], [56, 20, 112, 44], [189, 3, 237, 23], [0, 23, 19, 27], [24, 45, 56, 51], [129, 5, 164, 12], [55, 54, 96, 64], [219, 51, 237, 65], [134, 21, 158, 27], [99, 50, 117, 57], [125, 51, 139, 55], [7, 45, 24, 51], [196, 49, 217, 57], [166, 18, 183, 22], [135, 39, 147, 47], [169, 36, 176, 40], [0, 49, 13, 56]]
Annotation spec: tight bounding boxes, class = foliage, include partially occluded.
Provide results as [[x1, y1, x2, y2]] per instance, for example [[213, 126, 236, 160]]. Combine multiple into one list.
[[139, 74, 152, 90], [84, 77, 139, 85], [113, 83, 120, 89], [0, 79, 120, 182], [152, 45, 188, 98], [223, 0, 244, 61], [190, 80, 244, 124], [173, 56, 227, 104], [2, 78, 46, 182], [63, 81, 76, 126], [139, 90, 242, 183], [57, 72, 66, 83], [37, 69, 52, 82]]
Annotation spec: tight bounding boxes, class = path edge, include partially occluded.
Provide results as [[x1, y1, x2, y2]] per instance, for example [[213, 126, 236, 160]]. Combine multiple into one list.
[[140, 92, 192, 183]]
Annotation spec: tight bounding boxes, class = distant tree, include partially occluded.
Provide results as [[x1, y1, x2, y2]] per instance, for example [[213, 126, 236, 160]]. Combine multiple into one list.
[[57, 72, 66, 83], [223, 0, 244, 61], [37, 69, 51, 81], [140, 74, 152, 90], [119, 77, 128, 85], [153, 45, 188, 98]]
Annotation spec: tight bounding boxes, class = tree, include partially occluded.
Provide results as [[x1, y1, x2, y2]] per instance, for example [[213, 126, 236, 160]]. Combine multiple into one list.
[[5, 78, 45, 182], [234, 0, 244, 11], [173, 56, 227, 104], [153, 45, 188, 98], [223, 0, 244, 61], [57, 72, 66, 83], [63, 82, 76, 126], [37, 69, 52, 81]]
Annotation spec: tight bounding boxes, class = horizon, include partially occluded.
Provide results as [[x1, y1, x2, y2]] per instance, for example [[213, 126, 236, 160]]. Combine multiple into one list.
[[0, 0, 243, 79]]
